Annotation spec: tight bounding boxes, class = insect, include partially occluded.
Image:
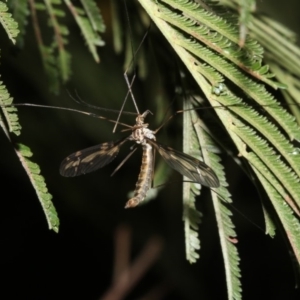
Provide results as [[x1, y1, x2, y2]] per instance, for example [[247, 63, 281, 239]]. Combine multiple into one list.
[[56, 4, 220, 208], [59, 105, 220, 208]]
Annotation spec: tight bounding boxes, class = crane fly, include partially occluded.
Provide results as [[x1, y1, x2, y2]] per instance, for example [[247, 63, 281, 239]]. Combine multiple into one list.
[[59, 108, 220, 208]]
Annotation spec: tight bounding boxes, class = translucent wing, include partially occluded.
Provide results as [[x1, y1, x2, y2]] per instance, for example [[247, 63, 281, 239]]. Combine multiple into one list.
[[148, 140, 219, 188], [60, 137, 129, 177]]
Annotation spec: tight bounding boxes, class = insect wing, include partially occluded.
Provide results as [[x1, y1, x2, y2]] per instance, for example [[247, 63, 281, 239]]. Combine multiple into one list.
[[60, 137, 129, 177], [148, 140, 220, 188]]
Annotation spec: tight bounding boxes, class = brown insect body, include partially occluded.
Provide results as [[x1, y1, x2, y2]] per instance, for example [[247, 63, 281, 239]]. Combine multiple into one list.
[[125, 110, 156, 207], [125, 143, 154, 208]]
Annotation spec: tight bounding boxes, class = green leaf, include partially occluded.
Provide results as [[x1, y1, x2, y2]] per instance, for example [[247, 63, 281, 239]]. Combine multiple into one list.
[[40, 45, 60, 94], [182, 100, 203, 264], [9, 0, 29, 47], [0, 78, 58, 232], [80, 0, 105, 33], [190, 103, 242, 299], [236, 0, 256, 47], [0, 1, 20, 44], [16, 144, 59, 232], [138, 0, 300, 291], [44, 0, 72, 84], [65, 0, 105, 63], [0, 80, 21, 136]]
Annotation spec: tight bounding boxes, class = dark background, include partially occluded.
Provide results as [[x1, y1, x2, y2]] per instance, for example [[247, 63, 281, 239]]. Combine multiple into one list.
[[1, 0, 300, 299]]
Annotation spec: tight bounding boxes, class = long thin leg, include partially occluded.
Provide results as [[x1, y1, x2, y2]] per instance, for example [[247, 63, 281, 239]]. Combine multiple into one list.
[[110, 147, 137, 177], [113, 25, 150, 133]]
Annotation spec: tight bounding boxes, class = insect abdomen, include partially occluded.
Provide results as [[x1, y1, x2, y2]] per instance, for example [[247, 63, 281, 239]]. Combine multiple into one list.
[[125, 143, 153, 208]]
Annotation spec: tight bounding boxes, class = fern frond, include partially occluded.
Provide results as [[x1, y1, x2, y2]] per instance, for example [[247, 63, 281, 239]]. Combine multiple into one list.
[[27, 1, 63, 93], [159, 1, 275, 85], [0, 80, 58, 232], [183, 203, 201, 262], [261, 204, 276, 237], [161, 0, 274, 71], [253, 167, 300, 262], [43, 45, 61, 92], [0, 1, 20, 44], [220, 0, 300, 75], [219, 108, 300, 222], [57, 46, 71, 82], [111, 0, 123, 54], [268, 62, 300, 125], [212, 91, 300, 183], [45, 0, 71, 82], [236, 0, 256, 47], [182, 98, 243, 297], [160, 19, 298, 142], [80, 0, 105, 33], [9, 0, 29, 47], [221, 1, 300, 110], [182, 100, 202, 263], [139, 0, 300, 267], [250, 15, 300, 77], [138, 1, 300, 195], [0, 81, 21, 136], [15, 144, 59, 232], [65, 0, 105, 63], [191, 107, 242, 299]]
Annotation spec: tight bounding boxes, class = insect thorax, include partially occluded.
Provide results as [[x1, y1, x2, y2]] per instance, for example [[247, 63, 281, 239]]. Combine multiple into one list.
[[130, 126, 156, 144], [130, 111, 156, 144]]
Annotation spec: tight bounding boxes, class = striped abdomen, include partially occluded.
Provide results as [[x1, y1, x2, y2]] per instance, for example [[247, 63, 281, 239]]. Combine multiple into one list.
[[125, 143, 153, 208]]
